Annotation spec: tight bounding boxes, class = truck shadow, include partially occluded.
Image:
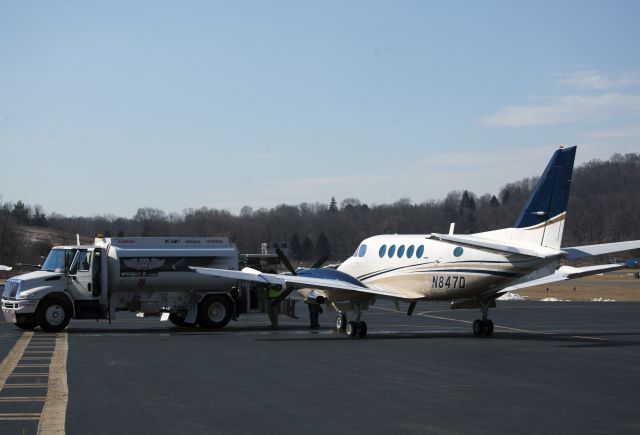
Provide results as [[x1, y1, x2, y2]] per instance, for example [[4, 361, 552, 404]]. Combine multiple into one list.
[[63, 323, 319, 335]]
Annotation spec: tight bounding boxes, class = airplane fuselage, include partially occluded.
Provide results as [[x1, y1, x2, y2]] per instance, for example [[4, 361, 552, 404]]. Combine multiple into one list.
[[337, 235, 554, 302]]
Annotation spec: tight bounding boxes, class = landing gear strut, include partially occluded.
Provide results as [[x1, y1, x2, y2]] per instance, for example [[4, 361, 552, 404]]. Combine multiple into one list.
[[473, 299, 494, 337], [336, 306, 367, 338]]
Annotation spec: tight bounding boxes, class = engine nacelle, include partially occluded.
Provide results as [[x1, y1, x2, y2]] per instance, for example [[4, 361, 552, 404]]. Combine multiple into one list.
[[307, 294, 326, 304]]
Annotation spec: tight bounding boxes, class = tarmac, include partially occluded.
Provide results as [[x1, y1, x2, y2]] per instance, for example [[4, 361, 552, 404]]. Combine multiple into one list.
[[0, 300, 639, 434]]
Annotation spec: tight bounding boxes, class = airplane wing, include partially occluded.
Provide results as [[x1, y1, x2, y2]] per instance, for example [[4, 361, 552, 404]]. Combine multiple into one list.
[[428, 233, 562, 259], [496, 262, 633, 295], [562, 240, 640, 259], [191, 267, 422, 299]]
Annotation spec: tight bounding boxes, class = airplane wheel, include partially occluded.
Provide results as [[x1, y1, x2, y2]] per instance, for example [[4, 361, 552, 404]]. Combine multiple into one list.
[[335, 313, 347, 331], [472, 319, 483, 337], [484, 319, 494, 336], [357, 321, 367, 338], [346, 321, 358, 337]]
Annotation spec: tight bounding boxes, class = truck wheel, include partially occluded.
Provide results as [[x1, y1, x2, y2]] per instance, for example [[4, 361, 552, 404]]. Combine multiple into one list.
[[197, 295, 231, 329], [169, 312, 194, 327], [36, 297, 71, 332], [15, 320, 37, 330]]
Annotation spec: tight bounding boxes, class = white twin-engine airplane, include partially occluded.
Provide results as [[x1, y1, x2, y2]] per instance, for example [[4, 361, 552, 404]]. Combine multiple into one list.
[[193, 146, 640, 338]]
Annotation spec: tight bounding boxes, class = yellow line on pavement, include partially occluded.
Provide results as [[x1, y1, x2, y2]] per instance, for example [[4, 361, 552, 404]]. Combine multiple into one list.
[[0, 331, 33, 390], [16, 364, 51, 368], [2, 384, 48, 388], [38, 333, 68, 435], [0, 413, 41, 421], [9, 373, 50, 377], [373, 305, 612, 341], [0, 397, 46, 402]]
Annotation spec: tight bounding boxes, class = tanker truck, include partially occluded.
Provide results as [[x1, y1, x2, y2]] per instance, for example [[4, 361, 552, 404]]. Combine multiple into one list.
[[1, 237, 245, 332]]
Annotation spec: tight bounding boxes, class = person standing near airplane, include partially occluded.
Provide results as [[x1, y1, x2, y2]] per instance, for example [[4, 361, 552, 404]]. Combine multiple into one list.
[[267, 284, 282, 328], [307, 301, 321, 328]]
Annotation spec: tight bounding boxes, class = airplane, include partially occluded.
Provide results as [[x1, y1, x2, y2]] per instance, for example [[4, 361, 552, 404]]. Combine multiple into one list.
[[192, 146, 640, 338], [0, 265, 12, 271]]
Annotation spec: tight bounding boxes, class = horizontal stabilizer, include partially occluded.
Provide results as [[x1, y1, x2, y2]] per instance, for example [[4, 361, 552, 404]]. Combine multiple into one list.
[[563, 240, 640, 259], [428, 233, 562, 258], [497, 262, 631, 294]]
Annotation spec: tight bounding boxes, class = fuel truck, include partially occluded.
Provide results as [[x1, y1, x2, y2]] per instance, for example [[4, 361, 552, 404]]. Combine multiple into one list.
[[2, 237, 249, 332]]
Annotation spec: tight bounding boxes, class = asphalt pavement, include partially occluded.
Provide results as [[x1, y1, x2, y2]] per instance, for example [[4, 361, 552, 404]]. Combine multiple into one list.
[[1, 301, 639, 434]]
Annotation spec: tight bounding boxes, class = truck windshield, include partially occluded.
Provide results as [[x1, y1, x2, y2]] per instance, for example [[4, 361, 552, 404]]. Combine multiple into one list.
[[41, 248, 77, 273]]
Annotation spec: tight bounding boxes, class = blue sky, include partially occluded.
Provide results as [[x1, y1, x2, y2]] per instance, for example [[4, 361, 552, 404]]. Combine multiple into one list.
[[1, 0, 639, 217]]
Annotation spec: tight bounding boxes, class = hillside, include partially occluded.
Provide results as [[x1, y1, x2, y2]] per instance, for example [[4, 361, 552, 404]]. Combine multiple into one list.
[[1, 152, 638, 264]]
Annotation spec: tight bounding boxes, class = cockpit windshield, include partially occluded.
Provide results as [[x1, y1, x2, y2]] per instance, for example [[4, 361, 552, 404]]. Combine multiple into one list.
[[41, 248, 77, 273]]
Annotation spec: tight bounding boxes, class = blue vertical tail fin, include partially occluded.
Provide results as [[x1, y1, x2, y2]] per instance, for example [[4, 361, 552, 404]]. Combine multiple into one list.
[[512, 146, 576, 248]]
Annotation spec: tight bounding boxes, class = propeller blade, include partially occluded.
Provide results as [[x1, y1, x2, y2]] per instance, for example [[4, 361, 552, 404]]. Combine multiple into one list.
[[275, 247, 297, 275], [310, 255, 328, 269]]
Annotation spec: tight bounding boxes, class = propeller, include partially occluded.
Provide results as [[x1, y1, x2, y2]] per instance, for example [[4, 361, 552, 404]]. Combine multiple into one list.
[[270, 248, 298, 307], [269, 248, 328, 307], [275, 248, 297, 275], [310, 255, 328, 269]]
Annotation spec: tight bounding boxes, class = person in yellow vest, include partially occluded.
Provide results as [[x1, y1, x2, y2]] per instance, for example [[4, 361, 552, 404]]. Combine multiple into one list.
[[267, 284, 283, 328]]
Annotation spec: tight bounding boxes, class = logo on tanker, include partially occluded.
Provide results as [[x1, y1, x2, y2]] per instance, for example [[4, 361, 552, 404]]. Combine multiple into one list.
[[123, 258, 166, 271], [119, 256, 224, 277]]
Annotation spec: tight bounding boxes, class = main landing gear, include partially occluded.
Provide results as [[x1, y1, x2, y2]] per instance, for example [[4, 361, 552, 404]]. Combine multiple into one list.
[[335, 307, 367, 338], [472, 299, 494, 337]]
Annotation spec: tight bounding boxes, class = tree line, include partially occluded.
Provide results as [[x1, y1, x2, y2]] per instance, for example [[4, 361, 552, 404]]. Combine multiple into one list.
[[1, 152, 639, 266]]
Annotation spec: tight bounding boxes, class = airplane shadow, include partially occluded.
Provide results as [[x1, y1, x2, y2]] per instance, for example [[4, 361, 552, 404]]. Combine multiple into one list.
[[258, 329, 640, 348]]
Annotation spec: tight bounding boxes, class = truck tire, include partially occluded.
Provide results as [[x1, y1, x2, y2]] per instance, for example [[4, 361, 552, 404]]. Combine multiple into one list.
[[15, 318, 37, 330], [36, 297, 71, 332], [168, 312, 194, 327], [197, 295, 231, 329]]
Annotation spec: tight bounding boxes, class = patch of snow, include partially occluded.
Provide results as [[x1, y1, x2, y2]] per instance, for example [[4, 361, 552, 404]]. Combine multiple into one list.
[[541, 297, 568, 302], [591, 298, 616, 302], [497, 292, 527, 301]]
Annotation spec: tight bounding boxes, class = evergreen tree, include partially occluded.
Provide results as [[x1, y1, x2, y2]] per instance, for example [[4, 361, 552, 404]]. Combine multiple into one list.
[[11, 201, 30, 224], [289, 233, 301, 260], [300, 236, 313, 261], [460, 190, 476, 210], [32, 206, 47, 226], [315, 232, 331, 259], [329, 197, 338, 213]]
